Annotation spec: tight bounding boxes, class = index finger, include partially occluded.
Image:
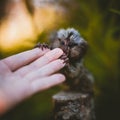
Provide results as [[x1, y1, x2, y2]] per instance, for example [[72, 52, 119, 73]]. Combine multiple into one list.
[[2, 48, 50, 71]]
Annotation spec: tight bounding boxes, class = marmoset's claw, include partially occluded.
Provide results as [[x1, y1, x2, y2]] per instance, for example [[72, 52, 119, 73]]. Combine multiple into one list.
[[34, 43, 41, 48], [34, 43, 49, 50], [60, 53, 69, 64], [63, 58, 69, 63]]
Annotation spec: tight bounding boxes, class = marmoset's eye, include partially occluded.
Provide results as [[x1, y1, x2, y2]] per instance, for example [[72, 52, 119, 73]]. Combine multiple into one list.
[[61, 41, 65, 45]]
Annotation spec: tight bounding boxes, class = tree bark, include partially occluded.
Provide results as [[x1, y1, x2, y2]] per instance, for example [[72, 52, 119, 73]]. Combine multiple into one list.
[[52, 91, 95, 120]]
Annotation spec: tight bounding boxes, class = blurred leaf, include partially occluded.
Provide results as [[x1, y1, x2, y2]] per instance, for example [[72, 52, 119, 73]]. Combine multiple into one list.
[[109, 9, 120, 15]]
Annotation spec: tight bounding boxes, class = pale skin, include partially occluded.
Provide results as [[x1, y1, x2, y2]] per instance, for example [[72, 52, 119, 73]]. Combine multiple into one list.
[[0, 48, 66, 115]]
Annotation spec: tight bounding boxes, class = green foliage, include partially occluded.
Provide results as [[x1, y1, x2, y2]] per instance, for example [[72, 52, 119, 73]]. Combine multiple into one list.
[[66, 0, 120, 84], [110, 9, 120, 15]]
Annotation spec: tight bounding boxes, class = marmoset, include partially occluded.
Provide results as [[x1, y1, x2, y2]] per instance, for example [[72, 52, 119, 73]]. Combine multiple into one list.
[[50, 28, 94, 94], [35, 28, 94, 94]]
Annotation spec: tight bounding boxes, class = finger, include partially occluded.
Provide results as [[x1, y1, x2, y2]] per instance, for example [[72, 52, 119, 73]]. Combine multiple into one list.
[[30, 74, 65, 93], [25, 59, 65, 81], [2, 48, 50, 71], [15, 48, 63, 76]]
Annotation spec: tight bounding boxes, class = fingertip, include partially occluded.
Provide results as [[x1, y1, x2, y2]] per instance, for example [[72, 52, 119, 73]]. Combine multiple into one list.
[[53, 48, 64, 55], [55, 74, 66, 83], [43, 48, 64, 62]]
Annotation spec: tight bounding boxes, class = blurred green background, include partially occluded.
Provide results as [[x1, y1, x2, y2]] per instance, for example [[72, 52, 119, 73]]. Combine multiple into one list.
[[0, 0, 120, 120]]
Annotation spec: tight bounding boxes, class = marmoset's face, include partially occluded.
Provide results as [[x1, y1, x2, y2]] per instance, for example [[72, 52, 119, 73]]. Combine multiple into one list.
[[51, 32, 88, 61], [50, 28, 88, 62], [69, 42, 87, 60]]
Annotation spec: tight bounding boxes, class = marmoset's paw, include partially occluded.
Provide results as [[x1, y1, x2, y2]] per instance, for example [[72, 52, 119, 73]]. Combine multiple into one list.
[[34, 43, 49, 50], [60, 53, 69, 65]]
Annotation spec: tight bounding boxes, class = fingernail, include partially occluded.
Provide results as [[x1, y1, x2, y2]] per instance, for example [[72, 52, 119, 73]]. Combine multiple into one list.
[[54, 48, 63, 55], [59, 75, 66, 82]]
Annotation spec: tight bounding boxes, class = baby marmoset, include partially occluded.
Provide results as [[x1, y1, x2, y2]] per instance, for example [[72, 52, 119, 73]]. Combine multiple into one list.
[[50, 28, 94, 94]]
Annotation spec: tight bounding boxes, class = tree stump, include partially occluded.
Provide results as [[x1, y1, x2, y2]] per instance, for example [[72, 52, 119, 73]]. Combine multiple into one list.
[[52, 91, 95, 120]]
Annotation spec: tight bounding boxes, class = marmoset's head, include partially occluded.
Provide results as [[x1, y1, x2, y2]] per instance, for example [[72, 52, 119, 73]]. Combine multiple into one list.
[[50, 28, 88, 61]]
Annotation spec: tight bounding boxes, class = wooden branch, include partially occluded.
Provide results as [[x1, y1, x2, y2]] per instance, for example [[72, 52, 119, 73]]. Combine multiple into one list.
[[52, 91, 95, 120]]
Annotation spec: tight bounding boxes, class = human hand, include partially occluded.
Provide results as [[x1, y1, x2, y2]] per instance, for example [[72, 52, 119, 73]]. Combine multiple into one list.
[[0, 48, 65, 114]]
